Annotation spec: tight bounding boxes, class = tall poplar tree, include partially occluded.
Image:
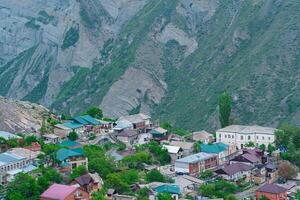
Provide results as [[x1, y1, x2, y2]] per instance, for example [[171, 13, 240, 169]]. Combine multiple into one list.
[[218, 91, 232, 128]]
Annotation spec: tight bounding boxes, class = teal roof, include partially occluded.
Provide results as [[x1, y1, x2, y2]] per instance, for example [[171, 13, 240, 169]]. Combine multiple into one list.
[[56, 148, 83, 161], [73, 116, 89, 125], [200, 142, 229, 153], [72, 115, 100, 126], [80, 115, 100, 125], [59, 140, 82, 148], [154, 184, 181, 194], [63, 121, 83, 129]]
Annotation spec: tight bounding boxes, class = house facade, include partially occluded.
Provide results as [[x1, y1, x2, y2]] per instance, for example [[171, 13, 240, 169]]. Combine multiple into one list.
[[41, 183, 90, 200], [170, 141, 194, 156], [116, 130, 139, 147], [175, 152, 218, 175], [116, 113, 152, 132], [0, 152, 36, 184], [216, 125, 276, 149], [215, 162, 253, 181], [192, 130, 214, 144], [255, 183, 288, 200], [200, 142, 230, 164], [163, 145, 184, 163], [72, 173, 103, 195]]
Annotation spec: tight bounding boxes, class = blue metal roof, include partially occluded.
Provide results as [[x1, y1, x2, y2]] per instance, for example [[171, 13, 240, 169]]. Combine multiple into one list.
[[0, 152, 25, 166], [56, 148, 83, 161], [73, 116, 89, 125]]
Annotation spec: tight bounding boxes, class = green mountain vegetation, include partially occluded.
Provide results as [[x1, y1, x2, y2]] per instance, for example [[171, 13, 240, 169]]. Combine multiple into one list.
[[1, 0, 300, 130]]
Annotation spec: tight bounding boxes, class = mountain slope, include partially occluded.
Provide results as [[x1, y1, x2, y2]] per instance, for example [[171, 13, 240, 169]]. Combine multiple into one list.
[[0, 0, 300, 130]]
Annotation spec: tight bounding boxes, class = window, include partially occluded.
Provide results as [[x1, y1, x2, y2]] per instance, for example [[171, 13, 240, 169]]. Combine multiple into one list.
[[225, 135, 227, 138], [228, 135, 231, 138], [248, 136, 251, 140], [241, 136, 243, 140], [219, 134, 221, 138], [232, 135, 234, 139], [262, 136, 265, 140], [268, 137, 271, 140], [256, 136, 258, 139]]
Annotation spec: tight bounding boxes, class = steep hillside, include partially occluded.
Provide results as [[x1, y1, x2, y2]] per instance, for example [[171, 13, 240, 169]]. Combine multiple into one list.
[[1, 0, 300, 130], [0, 96, 49, 133]]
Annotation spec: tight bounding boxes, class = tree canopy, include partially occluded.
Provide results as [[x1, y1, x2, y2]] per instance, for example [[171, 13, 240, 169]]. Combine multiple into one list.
[[218, 91, 232, 128]]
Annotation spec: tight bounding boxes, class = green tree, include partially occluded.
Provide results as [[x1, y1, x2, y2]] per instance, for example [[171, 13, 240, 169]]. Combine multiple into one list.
[[68, 131, 78, 141], [85, 107, 103, 119], [267, 144, 276, 155], [199, 184, 215, 198], [199, 170, 213, 180], [245, 141, 255, 147], [70, 165, 87, 180], [148, 141, 171, 165], [106, 173, 130, 193], [259, 195, 269, 200], [157, 193, 173, 200], [7, 173, 40, 200], [295, 189, 300, 200], [259, 144, 266, 151], [37, 167, 62, 191], [160, 122, 172, 131], [225, 194, 239, 200], [24, 135, 38, 146], [218, 91, 232, 128], [137, 188, 150, 200], [145, 169, 165, 183]]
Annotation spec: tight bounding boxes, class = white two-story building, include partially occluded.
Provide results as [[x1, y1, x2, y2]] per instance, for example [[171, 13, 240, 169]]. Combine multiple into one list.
[[216, 125, 276, 149]]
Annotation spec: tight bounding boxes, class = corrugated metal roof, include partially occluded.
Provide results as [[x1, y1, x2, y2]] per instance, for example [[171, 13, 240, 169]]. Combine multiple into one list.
[[154, 184, 181, 194], [0, 152, 25, 166], [62, 122, 83, 129], [56, 148, 83, 161], [217, 125, 276, 135], [176, 152, 217, 164], [200, 142, 228, 153], [163, 145, 182, 154], [0, 131, 21, 140]]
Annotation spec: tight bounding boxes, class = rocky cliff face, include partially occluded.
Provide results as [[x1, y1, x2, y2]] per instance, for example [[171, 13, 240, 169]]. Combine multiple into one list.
[[0, 96, 49, 133], [1, 0, 300, 130]]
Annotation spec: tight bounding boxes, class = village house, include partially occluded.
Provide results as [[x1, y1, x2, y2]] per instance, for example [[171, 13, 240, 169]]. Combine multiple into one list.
[[200, 142, 229, 164], [116, 129, 139, 147], [174, 175, 203, 195], [163, 145, 184, 163], [255, 183, 288, 200], [265, 163, 278, 183], [169, 141, 194, 156], [175, 152, 218, 175], [115, 113, 152, 133], [40, 183, 90, 200], [54, 122, 83, 139], [230, 153, 261, 166], [56, 140, 87, 171], [43, 133, 60, 144], [72, 115, 102, 134], [153, 184, 181, 200], [72, 173, 103, 195], [150, 127, 169, 142], [216, 125, 276, 149], [0, 131, 22, 141], [215, 162, 253, 182], [192, 130, 214, 144], [0, 151, 37, 184]]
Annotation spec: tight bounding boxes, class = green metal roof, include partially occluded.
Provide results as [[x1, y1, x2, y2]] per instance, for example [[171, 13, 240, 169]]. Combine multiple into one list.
[[154, 184, 181, 194], [200, 142, 229, 153], [73, 116, 89, 125], [80, 115, 100, 125], [62, 121, 83, 129], [56, 148, 83, 161], [59, 140, 82, 148], [72, 115, 101, 126]]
